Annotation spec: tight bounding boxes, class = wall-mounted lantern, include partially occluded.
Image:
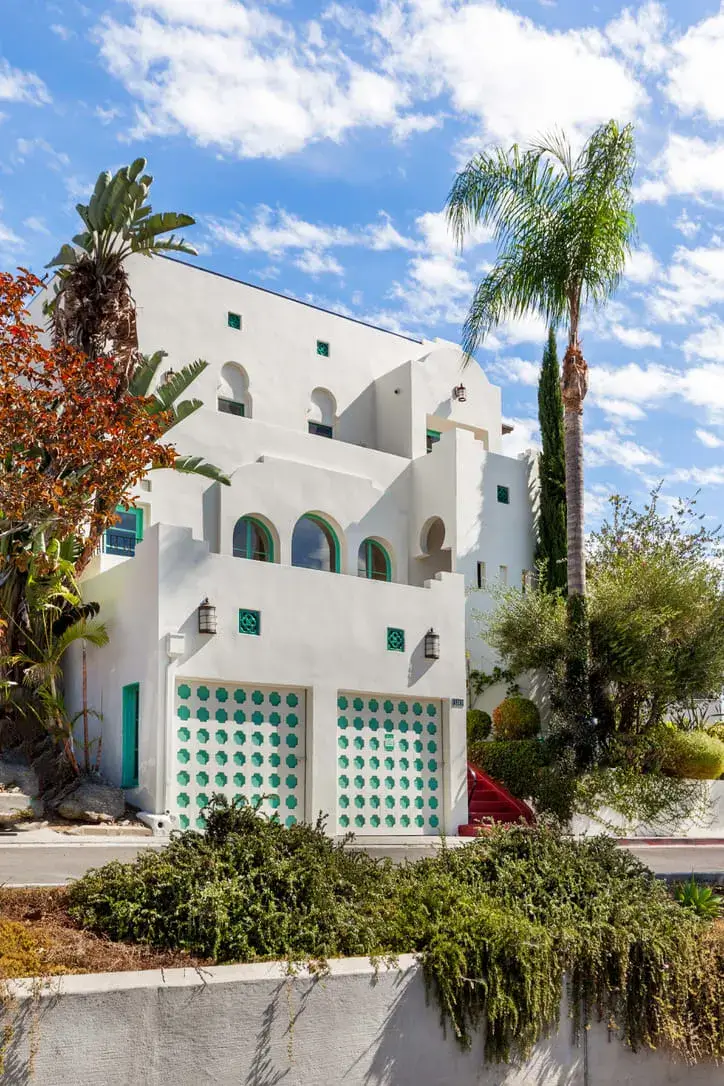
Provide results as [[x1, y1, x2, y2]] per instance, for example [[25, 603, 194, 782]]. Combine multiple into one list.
[[162, 368, 177, 385], [424, 628, 440, 659], [198, 598, 217, 634], [453, 383, 467, 402]]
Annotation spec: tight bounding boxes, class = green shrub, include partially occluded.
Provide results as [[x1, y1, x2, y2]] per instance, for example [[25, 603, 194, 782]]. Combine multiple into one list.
[[469, 739, 576, 822], [660, 728, 724, 780], [492, 696, 540, 739], [466, 708, 492, 744], [68, 801, 724, 1067], [706, 722, 724, 745]]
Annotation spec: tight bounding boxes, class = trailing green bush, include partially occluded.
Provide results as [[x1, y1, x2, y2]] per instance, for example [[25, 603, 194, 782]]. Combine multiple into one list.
[[492, 696, 540, 739], [68, 807, 724, 1066], [660, 727, 724, 780], [466, 708, 492, 744], [469, 739, 576, 822]]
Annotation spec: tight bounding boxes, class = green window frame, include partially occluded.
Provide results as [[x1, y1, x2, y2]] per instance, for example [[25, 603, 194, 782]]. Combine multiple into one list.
[[358, 539, 391, 582], [426, 429, 441, 454], [292, 513, 341, 573], [233, 516, 274, 562], [121, 683, 140, 789], [218, 397, 245, 416], [104, 505, 143, 557]]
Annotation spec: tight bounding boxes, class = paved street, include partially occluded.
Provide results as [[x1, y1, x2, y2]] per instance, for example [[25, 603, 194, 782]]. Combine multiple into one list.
[[0, 837, 722, 887]]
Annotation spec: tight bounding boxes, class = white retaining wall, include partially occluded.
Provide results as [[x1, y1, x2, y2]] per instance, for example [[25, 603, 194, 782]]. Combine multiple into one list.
[[3, 956, 716, 1085], [571, 779, 724, 839]]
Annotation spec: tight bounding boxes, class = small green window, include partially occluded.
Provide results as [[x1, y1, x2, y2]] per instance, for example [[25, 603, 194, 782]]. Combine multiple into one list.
[[316, 340, 330, 357], [227, 312, 241, 330], [218, 398, 244, 416], [233, 517, 273, 562], [497, 485, 510, 505], [387, 627, 405, 652]]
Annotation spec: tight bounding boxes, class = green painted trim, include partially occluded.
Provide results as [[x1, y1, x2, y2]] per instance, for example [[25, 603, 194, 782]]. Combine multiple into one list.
[[234, 516, 274, 562], [121, 683, 140, 789], [426, 429, 441, 440], [115, 504, 143, 542], [361, 539, 391, 582], [306, 514, 340, 573]]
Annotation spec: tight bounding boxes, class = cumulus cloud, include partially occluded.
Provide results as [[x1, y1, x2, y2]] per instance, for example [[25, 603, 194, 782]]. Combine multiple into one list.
[[609, 324, 661, 349], [605, 1, 669, 72], [637, 134, 724, 202], [666, 8, 724, 123], [646, 244, 724, 323], [501, 416, 539, 457], [696, 429, 724, 449], [586, 429, 661, 470], [95, 0, 647, 158]]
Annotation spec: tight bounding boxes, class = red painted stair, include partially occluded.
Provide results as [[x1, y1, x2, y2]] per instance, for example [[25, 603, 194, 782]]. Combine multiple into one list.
[[458, 763, 535, 836]]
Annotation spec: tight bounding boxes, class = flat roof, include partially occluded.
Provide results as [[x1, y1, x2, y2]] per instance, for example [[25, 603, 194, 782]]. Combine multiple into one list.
[[160, 255, 424, 345]]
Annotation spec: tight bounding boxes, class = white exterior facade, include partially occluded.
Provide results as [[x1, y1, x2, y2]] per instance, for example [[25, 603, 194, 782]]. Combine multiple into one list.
[[62, 256, 536, 835]]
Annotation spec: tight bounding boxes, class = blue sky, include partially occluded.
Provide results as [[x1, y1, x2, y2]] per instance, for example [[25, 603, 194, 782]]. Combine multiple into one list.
[[2, 0, 724, 527]]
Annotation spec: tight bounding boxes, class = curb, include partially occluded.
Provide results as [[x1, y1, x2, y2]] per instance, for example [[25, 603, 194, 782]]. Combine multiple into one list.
[[617, 838, 724, 846]]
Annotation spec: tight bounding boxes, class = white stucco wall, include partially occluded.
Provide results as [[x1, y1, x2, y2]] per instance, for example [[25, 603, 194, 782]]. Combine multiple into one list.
[[5, 957, 716, 1086], [571, 780, 724, 839]]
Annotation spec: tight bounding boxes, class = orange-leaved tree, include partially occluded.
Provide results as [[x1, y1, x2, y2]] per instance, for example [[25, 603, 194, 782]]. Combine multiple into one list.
[[0, 270, 176, 660]]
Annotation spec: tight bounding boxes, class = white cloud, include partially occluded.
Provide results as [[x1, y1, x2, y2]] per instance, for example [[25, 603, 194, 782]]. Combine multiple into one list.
[[647, 243, 724, 323], [606, 1, 669, 72], [696, 429, 724, 449], [501, 416, 539, 457], [95, 0, 647, 159], [624, 246, 660, 284], [14, 137, 69, 169], [374, 0, 646, 147], [609, 324, 661, 349], [586, 429, 661, 470], [666, 8, 724, 123], [51, 24, 75, 41], [674, 210, 700, 239], [95, 105, 123, 125], [683, 322, 724, 363], [637, 134, 724, 202], [672, 464, 724, 487], [0, 58, 49, 104], [588, 361, 678, 419], [487, 313, 548, 348], [23, 216, 49, 234], [294, 250, 344, 276], [489, 356, 540, 386]]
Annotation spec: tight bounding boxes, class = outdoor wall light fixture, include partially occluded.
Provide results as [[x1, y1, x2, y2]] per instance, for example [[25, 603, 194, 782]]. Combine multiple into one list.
[[162, 368, 177, 385], [424, 628, 440, 659], [198, 598, 217, 634], [453, 383, 467, 402]]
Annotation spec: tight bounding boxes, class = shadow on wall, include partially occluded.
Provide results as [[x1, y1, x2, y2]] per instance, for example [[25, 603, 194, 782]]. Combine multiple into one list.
[[408, 632, 436, 688]]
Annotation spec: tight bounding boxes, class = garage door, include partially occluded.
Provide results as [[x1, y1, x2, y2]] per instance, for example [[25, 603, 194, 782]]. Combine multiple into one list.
[[336, 692, 442, 835], [174, 681, 305, 831]]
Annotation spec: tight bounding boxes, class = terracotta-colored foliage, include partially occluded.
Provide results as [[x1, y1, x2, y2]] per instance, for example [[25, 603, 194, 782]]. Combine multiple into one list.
[[0, 270, 176, 572]]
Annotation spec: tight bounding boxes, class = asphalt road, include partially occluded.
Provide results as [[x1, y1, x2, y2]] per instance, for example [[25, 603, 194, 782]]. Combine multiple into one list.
[[0, 839, 723, 886]]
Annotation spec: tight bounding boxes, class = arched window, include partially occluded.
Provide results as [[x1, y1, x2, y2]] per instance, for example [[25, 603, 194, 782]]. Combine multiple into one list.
[[292, 514, 340, 572], [308, 388, 336, 438], [233, 516, 273, 562], [357, 539, 391, 582], [218, 363, 250, 417]]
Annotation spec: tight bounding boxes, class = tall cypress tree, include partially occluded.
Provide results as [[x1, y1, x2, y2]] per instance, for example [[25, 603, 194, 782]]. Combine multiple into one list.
[[536, 328, 567, 593]]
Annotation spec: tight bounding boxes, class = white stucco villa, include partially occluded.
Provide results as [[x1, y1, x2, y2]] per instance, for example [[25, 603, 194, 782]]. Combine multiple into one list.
[[60, 256, 536, 837]]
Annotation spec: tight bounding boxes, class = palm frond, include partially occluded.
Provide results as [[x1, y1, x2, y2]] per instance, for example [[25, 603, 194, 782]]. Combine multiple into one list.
[[144, 359, 207, 414], [159, 399, 203, 432], [129, 350, 167, 397], [165, 456, 231, 486]]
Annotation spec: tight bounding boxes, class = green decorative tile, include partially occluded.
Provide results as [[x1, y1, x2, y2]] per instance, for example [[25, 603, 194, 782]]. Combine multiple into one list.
[[428, 760, 438, 772], [196, 816, 207, 830], [429, 778, 438, 791], [430, 815, 439, 828], [370, 756, 380, 770], [370, 815, 381, 828], [215, 710, 228, 724], [353, 755, 364, 769], [338, 755, 349, 769], [215, 772, 228, 787], [353, 717, 364, 730], [427, 741, 437, 753], [234, 711, 246, 725], [426, 704, 437, 717], [177, 749, 190, 764], [177, 727, 190, 742], [252, 690, 264, 705], [286, 795, 298, 809], [383, 700, 393, 713], [286, 713, 298, 727], [400, 777, 410, 790], [338, 716, 348, 729], [339, 814, 350, 827], [353, 697, 363, 711], [286, 693, 299, 707], [337, 695, 348, 710], [269, 692, 281, 706], [215, 729, 228, 744], [197, 686, 209, 701], [398, 701, 408, 714], [368, 699, 379, 712], [285, 816, 297, 828], [269, 795, 280, 809], [385, 795, 395, 809], [269, 773, 281, 788], [354, 796, 365, 808], [270, 754, 281, 767], [370, 795, 380, 809], [286, 755, 298, 768], [197, 707, 210, 722], [412, 702, 422, 716], [252, 711, 264, 725], [252, 732, 263, 746], [269, 712, 281, 726], [233, 730, 246, 745], [196, 772, 209, 786], [215, 751, 228, 765], [251, 773, 263, 788], [234, 689, 247, 704], [354, 775, 364, 789], [269, 733, 281, 747], [177, 793, 190, 808], [370, 775, 380, 789], [385, 815, 395, 828], [216, 688, 229, 702], [233, 773, 245, 787], [196, 793, 209, 808], [179, 815, 190, 829], [177, 706, 191, 721], [196, 729, 209, 744], [233, 752, 246, 766], [287, 734, 299, 748], [178, 684, 191, 700], [385, 777, 394, 789], [400, 796, 410, 809], [251, 752, 263, 767], [429, 796, 439, 809], [339, 775, 349, 789], [177, 771, 190, 785], [354, 815, 365, 828], [339, 795, 349, 808], [368, 718, 379, 731], [196, 751, 209, 765]]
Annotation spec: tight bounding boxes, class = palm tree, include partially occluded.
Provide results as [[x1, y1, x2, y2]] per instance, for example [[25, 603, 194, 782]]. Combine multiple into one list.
[[46, 158, 196, 387], [446, 121, 636, 599]]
